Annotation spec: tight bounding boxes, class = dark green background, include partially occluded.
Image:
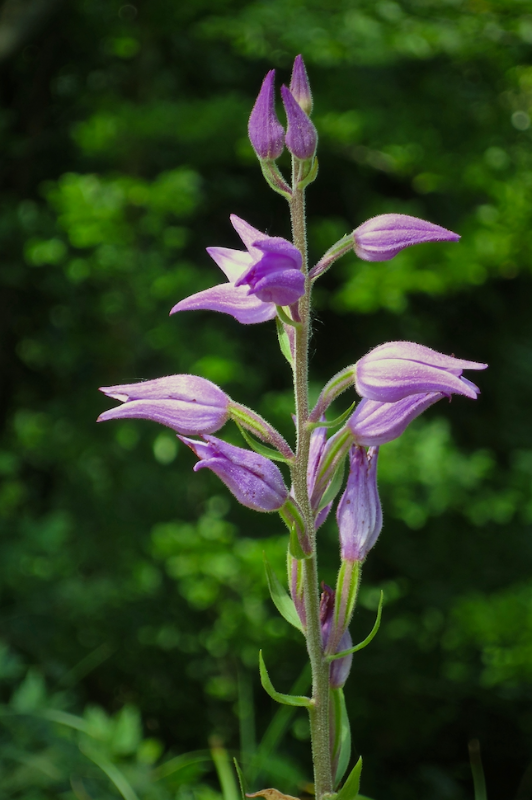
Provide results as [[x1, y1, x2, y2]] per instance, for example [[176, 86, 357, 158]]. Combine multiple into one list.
[[0, 0, 531, 797]]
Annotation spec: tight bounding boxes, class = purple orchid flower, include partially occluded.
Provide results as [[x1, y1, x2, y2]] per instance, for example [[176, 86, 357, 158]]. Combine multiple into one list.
[[289, 54, 313, 116], [353, 213, 460, 261], [281, 85, 317, 160], [171, 215, 304, 322], [337, 445, 382, 563], [98, 375, 230, 435], [320, 584, 353, 689], [248, 70, 285, 161], [179, 435, 288, 513], [355, 341, 488, 402], [307, 423, 334, 529], [347, 393, 445, 446]]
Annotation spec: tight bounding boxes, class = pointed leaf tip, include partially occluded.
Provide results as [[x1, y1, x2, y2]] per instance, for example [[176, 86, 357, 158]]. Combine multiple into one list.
[[258, 651, 312, 708]]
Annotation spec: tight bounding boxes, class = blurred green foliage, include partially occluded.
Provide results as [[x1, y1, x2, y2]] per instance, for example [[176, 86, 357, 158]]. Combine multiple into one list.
[[2, 0, 532, 798]]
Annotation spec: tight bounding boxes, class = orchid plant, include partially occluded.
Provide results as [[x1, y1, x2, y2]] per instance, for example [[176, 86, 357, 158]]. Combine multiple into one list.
[[98, 56, 487, 800]]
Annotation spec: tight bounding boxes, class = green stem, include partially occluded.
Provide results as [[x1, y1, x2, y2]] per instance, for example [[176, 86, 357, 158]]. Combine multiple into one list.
[[289, 160, 333, 799]]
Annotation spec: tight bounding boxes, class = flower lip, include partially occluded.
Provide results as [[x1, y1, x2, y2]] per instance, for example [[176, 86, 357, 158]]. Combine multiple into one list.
[[355, 341, 487, 403], [353, 213, 460, 262], [234, 235, 305, 306]]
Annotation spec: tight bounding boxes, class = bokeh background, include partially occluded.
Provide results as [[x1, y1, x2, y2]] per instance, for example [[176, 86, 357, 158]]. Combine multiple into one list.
[[1, 0, 532, 797]]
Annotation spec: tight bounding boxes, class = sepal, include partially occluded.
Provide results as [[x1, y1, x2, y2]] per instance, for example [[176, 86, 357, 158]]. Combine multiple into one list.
[[263, 553, 304, 633], [335, 757, 362, 800], [258, 651, 313, 708]]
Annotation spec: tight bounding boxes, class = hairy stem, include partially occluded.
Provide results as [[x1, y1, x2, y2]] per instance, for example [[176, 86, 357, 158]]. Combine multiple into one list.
[[289, 158, 333, 799]]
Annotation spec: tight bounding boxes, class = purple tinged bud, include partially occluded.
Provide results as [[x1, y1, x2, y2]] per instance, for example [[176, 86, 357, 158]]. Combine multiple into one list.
[[320, 584, 353, 688], [307, 423, 334, 529], [289, 54, 313, 115], [347, 393, 444, 446], [337, 446, 382, 563], [353, 213, 460, 262], [234, 236, 305, 306], [281, 85, 317, 160], [248, 70, 285, 161], [98, 375, 230, 435], [179, 435, 289, 513], [355, 341, 488, 403]]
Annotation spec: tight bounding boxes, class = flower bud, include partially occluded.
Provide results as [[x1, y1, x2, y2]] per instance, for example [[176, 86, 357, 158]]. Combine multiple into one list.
[[320, 584, 353, 689], [337, 446, 382, 563], [248, 70, 285, 161], [98, 375, 230, 435], [289, 54, 313, 115], [281, 85, 317, 160], [180, 435, 288, 512], [355, 341, 487, 403], [353, 213, 460, 262]]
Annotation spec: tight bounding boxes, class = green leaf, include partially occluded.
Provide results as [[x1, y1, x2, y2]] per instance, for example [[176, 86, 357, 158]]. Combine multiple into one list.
[[263, 554, 304, 633], [468, 740, 487, 800], [233, 758, 247, 800], [211, 741, 240, 800], [318, 455, 346, 512], [236, 423, 293, 464], [335, 756, 362, 800], [276, 306, 301, 328], [307, 402, 356, 431], [276, 316, 294, 366], [331, 688, 351, 788], [79, 741, 140, 800], [328, 591, 383, 661], [259, 651, 312, 708], [296, 156, 319, 189]]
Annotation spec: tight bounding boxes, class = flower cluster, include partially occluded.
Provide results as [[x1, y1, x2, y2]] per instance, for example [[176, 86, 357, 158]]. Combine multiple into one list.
[[97, 55, 487, 787]]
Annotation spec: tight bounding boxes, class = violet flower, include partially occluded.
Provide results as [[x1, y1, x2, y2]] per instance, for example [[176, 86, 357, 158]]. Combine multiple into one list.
[[307, 423, 334, 529], [281, 85, 317, 160], [98, 375, 230, 435], [289, 54, 313, 115], [179, 435, 288, 513], [320, 584, 353, 689], [353, 213, 460, 261], [355, 341, 488, 402], [248, 70, 285, 161], [171, 215, 304, 321], [347, 393, 445, 446], [336, 446, 382, 563]]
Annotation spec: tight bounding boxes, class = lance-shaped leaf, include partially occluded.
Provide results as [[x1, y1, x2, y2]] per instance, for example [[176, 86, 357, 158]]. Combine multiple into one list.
[[236, 424, 293, 464], [335, 756, 363, 800], [327, 591, 384, 661], [263, 554, 304, 633], [234, 759, 247, 800], [331, 688, 351, 788], [259, 651, 312, 708]]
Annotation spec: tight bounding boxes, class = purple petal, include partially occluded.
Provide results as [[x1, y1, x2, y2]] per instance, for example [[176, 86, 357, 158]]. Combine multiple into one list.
[[361, 341, 486, 372], [205, 246, 253, 281], [170, 283, 277, 324], [249, 268, 305, 306], [230, 214, 270, 259], [353, 213, 460, 262], [337, 446, 382, 562], [348, 394, 444, 446], [98, 398, 227, 435], [253, 237, 302, 269]]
